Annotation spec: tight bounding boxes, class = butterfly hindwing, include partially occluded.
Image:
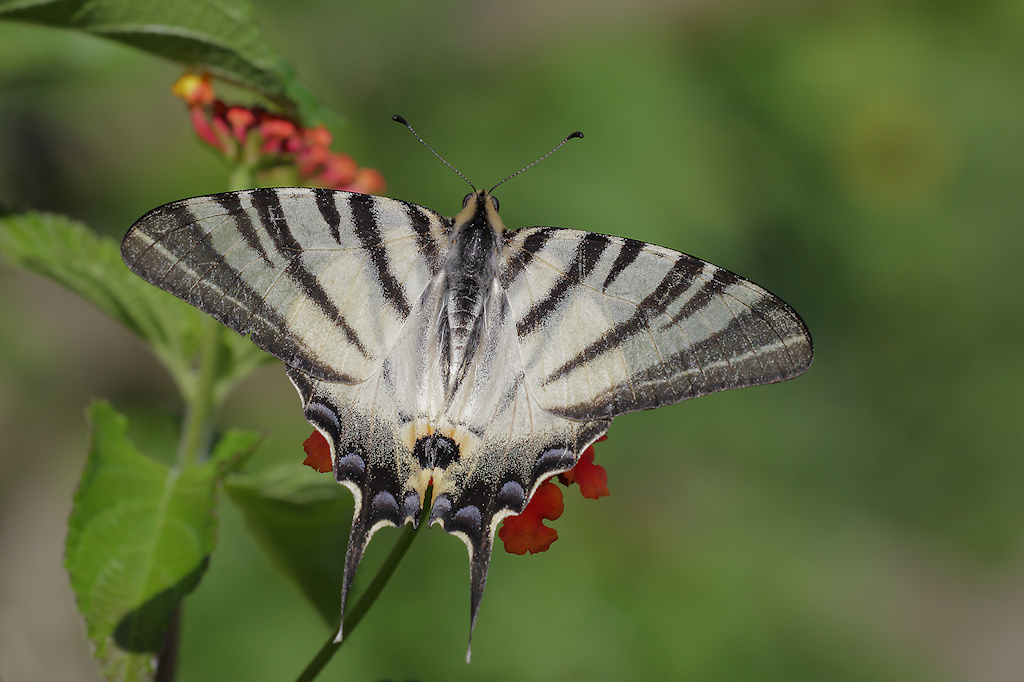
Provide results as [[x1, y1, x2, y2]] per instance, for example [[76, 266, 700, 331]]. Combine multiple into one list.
[[121, 188, 449, 383], [502, 227, 812, 421], [288, 258, 610, 647]]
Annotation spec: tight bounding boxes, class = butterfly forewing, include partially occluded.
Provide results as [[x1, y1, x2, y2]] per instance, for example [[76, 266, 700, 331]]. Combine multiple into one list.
[[502, 227, 812, 420], [121, 187, 449, 383]]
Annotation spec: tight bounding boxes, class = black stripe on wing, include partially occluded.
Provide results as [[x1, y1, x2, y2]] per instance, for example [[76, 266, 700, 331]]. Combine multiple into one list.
[[312, 187, 344, 243], [122, 200, 358, 382], [516, 233, 611, 337], [406, 202, 444, 271], [501, 227, 556, 288], [542, 252, 812, 418], [557, 294, 811, 419], [601, 237, 645, 291], [660, 268, 740, 327], [348, 192, 413, 317], [250, 187, 292, 254], [542, 252, 702, 384], [214, 192, 273, 267], [247, 189, 370, 358]]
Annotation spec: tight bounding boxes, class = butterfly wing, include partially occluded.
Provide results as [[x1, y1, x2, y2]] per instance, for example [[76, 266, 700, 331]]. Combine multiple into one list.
[[502, 227, 812, 420], [121, 187, 449, 383]]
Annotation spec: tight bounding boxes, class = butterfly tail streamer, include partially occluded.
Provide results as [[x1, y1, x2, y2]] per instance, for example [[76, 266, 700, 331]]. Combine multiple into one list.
[[465, 534, 497, 662], [334, 511, 371, 643], [428, 493, 497, 663]]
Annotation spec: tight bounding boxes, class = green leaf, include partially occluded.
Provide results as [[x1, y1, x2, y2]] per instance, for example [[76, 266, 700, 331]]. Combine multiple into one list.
[[0, 211, 273, 402], [225, 464, 351, 625], [65, 401, 260, 680], [0, 0, 329, 122], [211, 426, 263, 476]]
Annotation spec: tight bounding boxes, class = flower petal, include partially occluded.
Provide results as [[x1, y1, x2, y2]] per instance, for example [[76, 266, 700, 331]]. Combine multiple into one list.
[[188, 106, 225, 151], [225, 107, 256, 143], [498, 481, 564, 554], [171, 73, 215, 107], [558, 437, 609, 499], [341, 167, 386, 195], [302, 430, 333, 473]]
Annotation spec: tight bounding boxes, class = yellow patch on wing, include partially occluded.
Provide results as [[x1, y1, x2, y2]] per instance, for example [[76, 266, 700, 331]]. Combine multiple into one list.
[[399, 418, 483, 506]]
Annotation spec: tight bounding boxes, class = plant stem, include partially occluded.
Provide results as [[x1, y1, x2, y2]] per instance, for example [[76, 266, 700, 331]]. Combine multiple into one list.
[[294, 500, 431, 682], [228, 162, 255, 192], [154, 607, 180, 682], [160, 316, 222, 682], [176, 316, 222, 467]]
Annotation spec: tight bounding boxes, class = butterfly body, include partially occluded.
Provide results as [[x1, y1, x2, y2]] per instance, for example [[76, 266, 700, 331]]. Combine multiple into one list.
[[122, 182, 811, 655], [434, 191, 503, 399]]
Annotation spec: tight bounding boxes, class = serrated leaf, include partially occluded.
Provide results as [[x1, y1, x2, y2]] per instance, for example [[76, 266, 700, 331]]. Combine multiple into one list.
[[0, 0, 330, 122], [65, 401, 259, 680], [0, 211, 274, 400], [225, 464, 351, 625]]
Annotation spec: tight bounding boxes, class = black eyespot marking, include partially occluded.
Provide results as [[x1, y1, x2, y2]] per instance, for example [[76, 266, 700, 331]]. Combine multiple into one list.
[[335, 452, 366, 482], [414, 434, 460, 470], [370, 491, 400, 523], [532, 447, 575, 479], [429, 494, 453, 525], [403, 491, 422, 523], [451, 505, 482, 534], [496, 481, 526, 513]]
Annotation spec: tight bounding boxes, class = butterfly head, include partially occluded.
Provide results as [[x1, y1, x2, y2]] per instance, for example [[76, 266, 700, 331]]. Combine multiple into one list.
[[455, 189, 505, 236]]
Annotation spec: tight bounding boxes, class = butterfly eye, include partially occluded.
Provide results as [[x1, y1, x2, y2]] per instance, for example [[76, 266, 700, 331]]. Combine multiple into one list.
[[462, 193, 473, 208], [489, 195, 499, 212]]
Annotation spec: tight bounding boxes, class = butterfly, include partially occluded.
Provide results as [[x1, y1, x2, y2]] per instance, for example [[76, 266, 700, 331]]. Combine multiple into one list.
[[121, 126, 812, 659]]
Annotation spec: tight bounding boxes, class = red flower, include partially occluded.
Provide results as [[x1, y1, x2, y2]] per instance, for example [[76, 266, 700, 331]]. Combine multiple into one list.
[[497, 481, 563, 555], [296, 140, 333, 177], [257, 116, 298, 155], [499, 436, 610, 554], [225, 106, 256, 144], [302, 430, 333, 473], [341, 167, 387, 195], [303, 125, 333, 149], [187, 105, 225, 151], [171, 72, 385, 193], [558, 436, 609, 499]]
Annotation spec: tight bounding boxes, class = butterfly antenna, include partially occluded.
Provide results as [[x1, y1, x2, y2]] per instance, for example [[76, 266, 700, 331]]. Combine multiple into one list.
[[488, 130, 584, 193], [393, 115, 475, 191]]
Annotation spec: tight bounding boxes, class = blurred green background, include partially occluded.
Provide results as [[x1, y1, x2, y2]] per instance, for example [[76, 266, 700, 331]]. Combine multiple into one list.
[[2, 0, 1023, 680]]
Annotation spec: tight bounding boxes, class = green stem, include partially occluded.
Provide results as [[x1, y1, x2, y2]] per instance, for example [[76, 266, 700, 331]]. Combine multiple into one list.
[[228, 163, 255, 192], [228, 139, 261, 191], [176, 316, 222, 467], [294, 500, 431, 682]]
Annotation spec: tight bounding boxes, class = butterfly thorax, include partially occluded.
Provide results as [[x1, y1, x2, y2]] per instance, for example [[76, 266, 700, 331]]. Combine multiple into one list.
[[437, 191, 505, 399]]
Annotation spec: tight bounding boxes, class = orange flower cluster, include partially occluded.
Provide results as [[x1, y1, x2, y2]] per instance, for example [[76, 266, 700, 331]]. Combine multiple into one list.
[[171, 73, 385, 194], [301, 430, 609, 555]]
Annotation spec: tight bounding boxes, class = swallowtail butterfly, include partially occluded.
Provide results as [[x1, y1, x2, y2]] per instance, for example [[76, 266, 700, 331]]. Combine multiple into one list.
[[121, 123, 812, 658]]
